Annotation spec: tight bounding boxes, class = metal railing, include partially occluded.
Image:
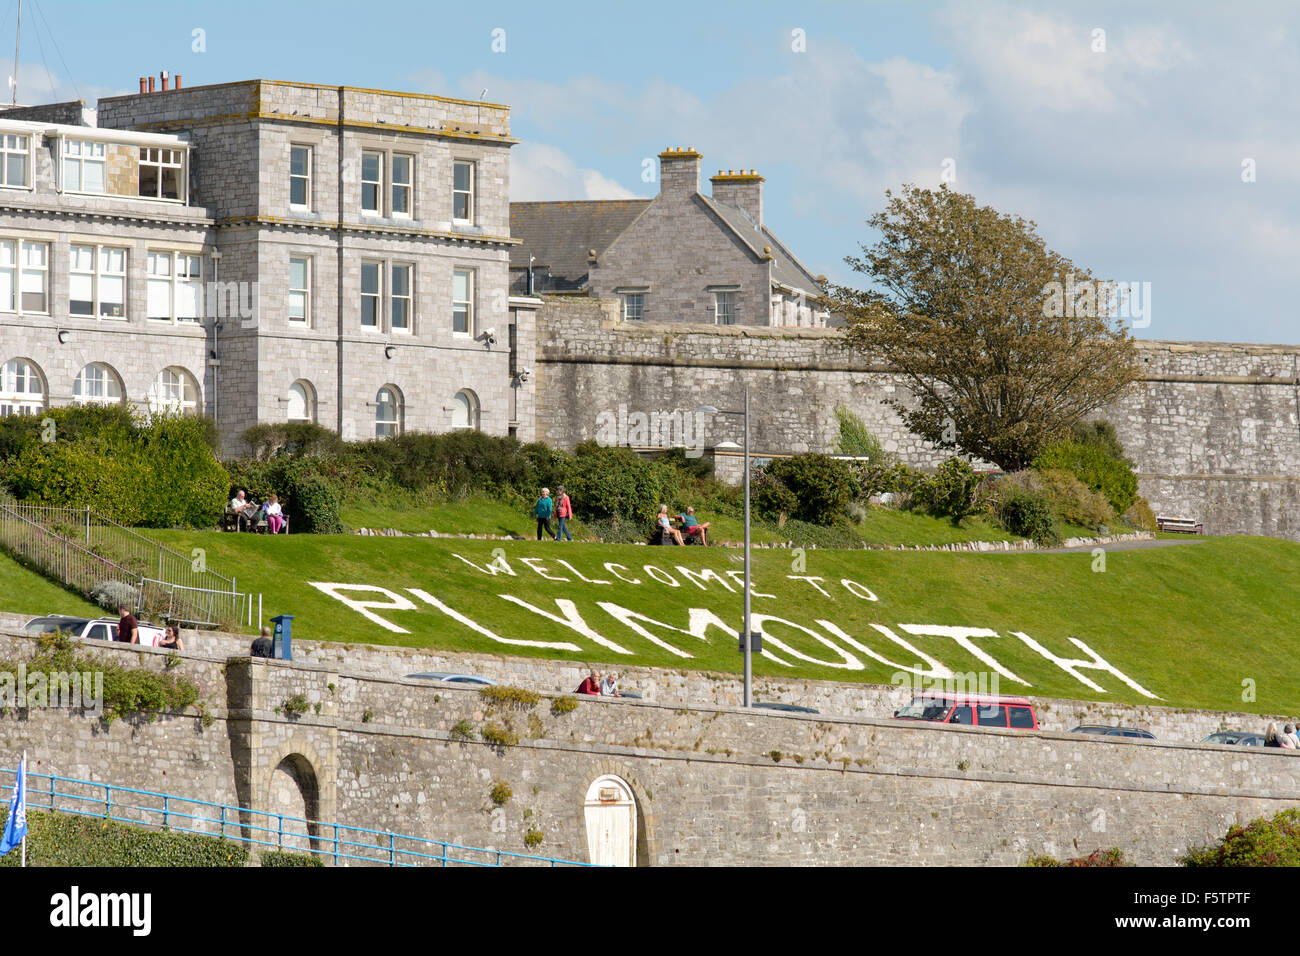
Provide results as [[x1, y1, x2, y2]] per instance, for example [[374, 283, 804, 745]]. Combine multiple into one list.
[[0, 767, 596, 867], [0, 495, 254, 628]]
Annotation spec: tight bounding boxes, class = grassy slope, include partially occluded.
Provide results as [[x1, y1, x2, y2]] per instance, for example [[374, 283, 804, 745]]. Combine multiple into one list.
[[340, 495, 1082, 548], [115, 529, 1300, 717], [0, 556, 101, 618]]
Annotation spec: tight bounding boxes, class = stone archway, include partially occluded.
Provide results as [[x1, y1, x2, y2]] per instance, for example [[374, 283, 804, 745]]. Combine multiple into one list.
[[267, 753, 320, 852]]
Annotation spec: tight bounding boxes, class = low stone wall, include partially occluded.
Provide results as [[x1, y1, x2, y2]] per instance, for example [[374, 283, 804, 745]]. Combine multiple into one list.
[[3, 628, 1299, 866]]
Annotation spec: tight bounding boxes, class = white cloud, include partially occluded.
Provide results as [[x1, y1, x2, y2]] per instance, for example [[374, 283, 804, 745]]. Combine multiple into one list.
[[510, 143, 640, 201]]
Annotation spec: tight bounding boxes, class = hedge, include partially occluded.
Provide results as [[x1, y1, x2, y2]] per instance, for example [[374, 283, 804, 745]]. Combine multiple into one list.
[[0, 809, 250, 867]]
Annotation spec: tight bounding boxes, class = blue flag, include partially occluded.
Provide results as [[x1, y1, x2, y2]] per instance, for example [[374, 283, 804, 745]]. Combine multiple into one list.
[[0, 755, 27, 857]]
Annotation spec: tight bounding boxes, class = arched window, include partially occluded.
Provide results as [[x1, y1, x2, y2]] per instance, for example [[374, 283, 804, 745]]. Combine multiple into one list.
[[375, 385, 402, 438], [451, 389, 479, 430], [0, 358, 45, 415], [147, 366, 199, 416], [72, 362, 124, 406], [288, 380, 315, 423]]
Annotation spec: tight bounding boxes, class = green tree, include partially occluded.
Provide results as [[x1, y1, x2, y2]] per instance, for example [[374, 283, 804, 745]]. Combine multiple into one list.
[[831, 185, 1139, 471]]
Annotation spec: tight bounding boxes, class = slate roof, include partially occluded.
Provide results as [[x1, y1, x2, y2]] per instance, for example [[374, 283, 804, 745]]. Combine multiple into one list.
[[509, 200, 650, 293], [699, 196, 823, 293]]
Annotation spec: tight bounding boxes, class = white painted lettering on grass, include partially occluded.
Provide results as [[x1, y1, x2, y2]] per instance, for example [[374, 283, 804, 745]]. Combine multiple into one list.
[[751, 614, 864, 670], [1011, 631, 1161, 699], [816, 621, 955, 680], [596, 603, 696, 658], [405, 589, 581, 651], [498, 596, 633, 655], [308, 583, 415, 633], [897, 624, 1028, 685], [603, 562, 642, 584], [675, 566, 735, 592]]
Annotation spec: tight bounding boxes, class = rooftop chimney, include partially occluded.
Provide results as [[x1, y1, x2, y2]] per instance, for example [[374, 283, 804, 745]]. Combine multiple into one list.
[[657, 146, 702, 201], [160, 71, 169, 91], [175, 74, 182, 90], [139, 77, 147, 94], [710, 168, 765, 227], [147, 76, 155, 93]]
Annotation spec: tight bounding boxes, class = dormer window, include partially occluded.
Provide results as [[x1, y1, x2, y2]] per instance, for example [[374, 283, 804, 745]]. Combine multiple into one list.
[[139, 148, 184, 200], [63, 139, 105, 193]]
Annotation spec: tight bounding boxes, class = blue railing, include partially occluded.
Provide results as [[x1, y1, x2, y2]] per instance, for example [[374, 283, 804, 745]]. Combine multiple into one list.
[[0, 767, 595, 867]]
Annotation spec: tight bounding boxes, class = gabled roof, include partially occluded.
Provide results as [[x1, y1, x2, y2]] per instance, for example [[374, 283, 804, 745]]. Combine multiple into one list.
[[698, 196, 823, 294], [510, 200, 650, 291]]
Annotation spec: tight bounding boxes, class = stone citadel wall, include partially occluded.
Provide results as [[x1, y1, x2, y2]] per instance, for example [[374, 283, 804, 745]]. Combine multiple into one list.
[[534, 299, 1300, 539], [3, 629, 1298, 867]]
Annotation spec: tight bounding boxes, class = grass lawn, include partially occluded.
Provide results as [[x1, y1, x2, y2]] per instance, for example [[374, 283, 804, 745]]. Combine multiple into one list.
[[0, 557, 100, 619], [90, 528, 1299, 717]]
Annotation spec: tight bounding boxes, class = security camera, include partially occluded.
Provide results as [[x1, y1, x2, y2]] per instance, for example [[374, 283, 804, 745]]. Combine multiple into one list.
[[482, 327, 498, 346], [517, 367, 532, 383]]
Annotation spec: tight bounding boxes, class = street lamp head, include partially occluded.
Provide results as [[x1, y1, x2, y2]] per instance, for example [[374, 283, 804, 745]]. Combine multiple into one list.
[[696, 405, 719, 415]]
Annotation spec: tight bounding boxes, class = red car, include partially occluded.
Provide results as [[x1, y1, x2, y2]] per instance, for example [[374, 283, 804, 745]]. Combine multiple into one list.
[[893, 692, 1038, 730]]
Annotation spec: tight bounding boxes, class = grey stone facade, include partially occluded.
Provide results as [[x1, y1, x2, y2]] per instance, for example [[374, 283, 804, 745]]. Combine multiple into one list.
[[0, 79, 538, 458]]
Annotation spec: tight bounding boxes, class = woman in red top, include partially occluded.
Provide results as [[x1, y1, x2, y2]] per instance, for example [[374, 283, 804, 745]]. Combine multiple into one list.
[[576, 669, 601, 695], [555, 485, 574, 542]]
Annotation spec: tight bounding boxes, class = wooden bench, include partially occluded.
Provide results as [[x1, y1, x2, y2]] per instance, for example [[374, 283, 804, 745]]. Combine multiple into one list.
[[1156, 515, 1204, 534]]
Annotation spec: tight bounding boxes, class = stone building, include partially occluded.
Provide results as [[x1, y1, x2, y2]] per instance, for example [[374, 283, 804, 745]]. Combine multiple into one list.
[[0, 77, 539, 456], [510, 147, 831, 327]]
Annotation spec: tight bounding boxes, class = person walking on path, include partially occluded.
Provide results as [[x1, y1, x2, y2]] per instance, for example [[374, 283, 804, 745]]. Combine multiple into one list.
[[534, 487, 556, 541], [555, 486, 574, 541]]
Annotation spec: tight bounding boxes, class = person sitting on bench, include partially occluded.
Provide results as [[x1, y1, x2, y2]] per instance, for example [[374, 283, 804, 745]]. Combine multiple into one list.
[[657, 504, 685, 545], [677, 507, 709, 546]]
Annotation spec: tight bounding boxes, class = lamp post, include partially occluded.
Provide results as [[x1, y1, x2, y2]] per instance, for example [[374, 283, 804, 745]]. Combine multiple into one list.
[[698, 385, 753, 707]]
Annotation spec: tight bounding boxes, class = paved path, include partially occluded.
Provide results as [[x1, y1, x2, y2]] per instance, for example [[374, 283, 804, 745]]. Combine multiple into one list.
[[1031, 537, 1207, 554]]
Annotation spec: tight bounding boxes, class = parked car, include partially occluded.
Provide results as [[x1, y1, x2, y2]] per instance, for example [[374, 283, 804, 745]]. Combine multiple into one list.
[[753, 701, 820, 714], [1070, 725, 1156, 739], [1202, 731, 1266, 747], [23, 614, 165, 645], [893, 692, 1037, 729], [406, 672, 498, 686]]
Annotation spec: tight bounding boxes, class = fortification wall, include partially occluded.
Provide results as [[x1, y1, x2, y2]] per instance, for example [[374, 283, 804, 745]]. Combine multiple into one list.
[[3, 630, 1298, 866], [534, 301, 1300, 539]]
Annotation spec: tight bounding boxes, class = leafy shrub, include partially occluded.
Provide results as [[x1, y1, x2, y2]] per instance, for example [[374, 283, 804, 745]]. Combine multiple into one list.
[[564, 441, 678, 524], [764, 454, 859, 526], [1025, 847, 1129, 867], [1125, 496, 1158, 532], [523, 828, 544, 849], [90, 580, 139, 612], [751, 468, 797, 525], [2, 407, 227, 528], [521, 442, 573, 492], [655, 446, 715, 481], [480, 685, 541, 709], [911, 457, 980, 522], [242, 422, 346, 460], [978, 473, 1060, 545], [1035, 468, 1115, 529], [482, 722, 519, 751], [0, 810, 250, 867], [450, 719, 476, 742], [550, 695, 578, 716], [772, 518, 865, 550], [581, 515, 644, 544], [489, 780, 513, 806], [834, 406, 889, 463], [1034, 438, 1138, 516], [225, 458, 344, 534], [1181, 808, 1300, 867], [282, 694, 310, 718], [260, 849, 324, 867]]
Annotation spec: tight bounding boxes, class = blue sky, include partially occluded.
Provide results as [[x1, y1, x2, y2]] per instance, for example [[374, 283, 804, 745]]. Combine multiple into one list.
[[11, 0, 1300, 343]]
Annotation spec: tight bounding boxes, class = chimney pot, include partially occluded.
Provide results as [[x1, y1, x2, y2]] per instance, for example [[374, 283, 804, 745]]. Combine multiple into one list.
[[175, 74, 182, 90], [161, 75, 169, 91], [139, 77, 147, 95], [147, 76, 155, 93]]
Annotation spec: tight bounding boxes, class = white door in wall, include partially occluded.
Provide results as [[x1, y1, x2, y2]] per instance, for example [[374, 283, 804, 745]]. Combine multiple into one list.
[[583, 775, 636, 867]]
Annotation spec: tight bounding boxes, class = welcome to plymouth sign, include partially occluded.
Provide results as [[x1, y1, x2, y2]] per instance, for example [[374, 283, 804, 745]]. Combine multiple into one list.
[[308, 550, 1160, 700]]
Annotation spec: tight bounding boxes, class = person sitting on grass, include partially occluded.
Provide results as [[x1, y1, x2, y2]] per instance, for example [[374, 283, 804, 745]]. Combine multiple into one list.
[[657, 504, 684, 545], [677, 506, 709, 546]]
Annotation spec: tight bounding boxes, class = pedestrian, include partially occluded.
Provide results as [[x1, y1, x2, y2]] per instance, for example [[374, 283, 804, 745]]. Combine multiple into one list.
[[1265, 722, 1285, 747], [158, 624, 184, 651], [576, 669, 601, 695], [250, 626, 274, 658], [116, 604, 139, 644], [554, 485, 574, 542], [534, 487, 555, 541], [1285, 724, 1300, 749]]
